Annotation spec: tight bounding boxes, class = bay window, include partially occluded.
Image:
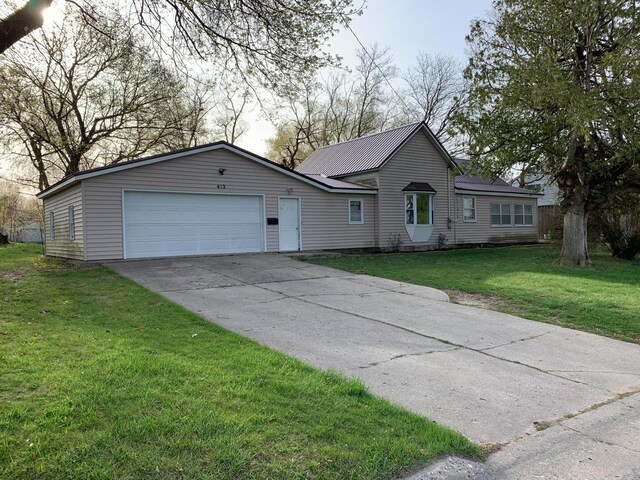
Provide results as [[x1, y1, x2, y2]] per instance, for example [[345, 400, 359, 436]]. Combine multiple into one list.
[[405, 193, 432, 225]]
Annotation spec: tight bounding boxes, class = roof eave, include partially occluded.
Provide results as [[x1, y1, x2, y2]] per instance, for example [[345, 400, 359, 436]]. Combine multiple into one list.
[[454, 188, 544, 198], [36, 143, 378, 199]]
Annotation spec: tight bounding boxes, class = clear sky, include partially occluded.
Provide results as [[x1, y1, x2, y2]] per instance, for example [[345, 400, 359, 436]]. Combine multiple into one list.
[[239, 0, 494, 155]]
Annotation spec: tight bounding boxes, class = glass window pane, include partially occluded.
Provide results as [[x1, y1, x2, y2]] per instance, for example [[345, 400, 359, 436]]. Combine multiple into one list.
[[490, 204, 500, 215], [463, 197, 475, 221], [525, 213, 534, 225], [416, 194, 430, 224], [524, 205, 533, 215], [349, 200, 362, 222], [463, 197, 472, 209], [501, 204, 511, 225], [514, 204, 523, 215], [405, 195, 414, 225]]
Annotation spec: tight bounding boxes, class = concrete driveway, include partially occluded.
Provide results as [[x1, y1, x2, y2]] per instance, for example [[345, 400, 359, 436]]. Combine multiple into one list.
[[108, 254, 640, 479]]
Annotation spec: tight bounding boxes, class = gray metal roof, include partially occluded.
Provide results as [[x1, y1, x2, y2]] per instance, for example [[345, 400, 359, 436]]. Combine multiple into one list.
[[455, 175, 542, 195], [296, 122, 423, 177], [304, 174, 374, 190]]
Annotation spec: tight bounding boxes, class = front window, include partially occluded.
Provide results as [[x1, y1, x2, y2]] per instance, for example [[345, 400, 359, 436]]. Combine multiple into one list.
[[490, 203, 512, 226], [462, 196, 476, 222], [514, 204, 534, 226], [405, 193, 432, 225], [348, 199, 363, 224]]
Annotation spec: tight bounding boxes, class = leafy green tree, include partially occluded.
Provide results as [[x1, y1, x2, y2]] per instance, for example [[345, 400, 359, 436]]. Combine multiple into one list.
[[458, 0, 640, 265]]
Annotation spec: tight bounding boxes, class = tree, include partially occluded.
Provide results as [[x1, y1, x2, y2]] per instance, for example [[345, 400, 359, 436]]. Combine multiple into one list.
[[211, 80, 252, 144], [0, 180, 41, 242], [1, 0, 360, 94], [0, 7, 194, 189], [458, 0, 640, 266], [400, 53, 467, 155], [266, 44, 398, 168]]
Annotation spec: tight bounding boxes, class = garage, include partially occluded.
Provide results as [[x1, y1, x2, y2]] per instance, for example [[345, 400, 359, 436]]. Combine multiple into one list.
[[123, 191, 264, 259]]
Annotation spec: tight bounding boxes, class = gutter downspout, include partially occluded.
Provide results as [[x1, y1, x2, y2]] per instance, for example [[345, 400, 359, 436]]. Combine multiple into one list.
[[447, 168, 456, 246]]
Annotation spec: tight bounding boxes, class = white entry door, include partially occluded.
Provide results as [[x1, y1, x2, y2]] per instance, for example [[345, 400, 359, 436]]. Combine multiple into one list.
[[123, 191, 264, 259], [278, 197, 300, 251]]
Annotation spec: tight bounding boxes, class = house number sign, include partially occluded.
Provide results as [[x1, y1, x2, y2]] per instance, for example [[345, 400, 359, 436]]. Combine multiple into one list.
[[217, 184, 226, 189]]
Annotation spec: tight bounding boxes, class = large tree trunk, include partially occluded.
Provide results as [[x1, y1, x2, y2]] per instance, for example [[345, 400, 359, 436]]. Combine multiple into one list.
[[557, 202, 590, 266]]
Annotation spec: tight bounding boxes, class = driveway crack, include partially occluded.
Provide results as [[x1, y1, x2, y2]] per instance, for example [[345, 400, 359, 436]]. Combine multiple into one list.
[[480, 331, 552, 352], [560, 424, 640, 455], [358, 347, 461, 369], [275, 292, 613, 393]]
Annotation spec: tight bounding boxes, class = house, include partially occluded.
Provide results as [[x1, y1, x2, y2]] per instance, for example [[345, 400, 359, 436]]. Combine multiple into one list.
[[36, 122, 541, 260]]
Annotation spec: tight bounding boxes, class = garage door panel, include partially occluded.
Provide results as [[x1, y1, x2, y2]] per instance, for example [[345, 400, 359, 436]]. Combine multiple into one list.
[[123, 192, 264, 258]]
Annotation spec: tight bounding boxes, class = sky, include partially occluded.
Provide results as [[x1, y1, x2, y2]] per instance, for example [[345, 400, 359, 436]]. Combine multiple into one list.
[[17, 0, 495, 172], [238, 0, 494, 155]]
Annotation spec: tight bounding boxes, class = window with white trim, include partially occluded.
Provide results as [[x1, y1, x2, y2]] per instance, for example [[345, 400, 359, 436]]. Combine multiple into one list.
[[490, 203, 512, 226], [348, 199, 364, 224], [462, 196, 476, 222], [514, 204, 534, 226], [405, 193, 432, 225], [49, 211, 55, 239], [68, 206, 75, 240]]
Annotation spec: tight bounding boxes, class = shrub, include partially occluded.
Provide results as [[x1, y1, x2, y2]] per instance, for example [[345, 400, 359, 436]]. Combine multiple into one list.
[[591, 196, 640, 260]]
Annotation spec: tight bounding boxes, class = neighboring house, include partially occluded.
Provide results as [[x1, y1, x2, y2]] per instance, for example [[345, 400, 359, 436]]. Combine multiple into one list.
[[36, 122, 541, 260], [510, 174, 560, 207], [9, 221, 43, 243]]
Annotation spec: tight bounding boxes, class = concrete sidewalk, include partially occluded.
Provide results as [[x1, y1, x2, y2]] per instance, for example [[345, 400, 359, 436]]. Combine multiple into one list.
[[108, 254, 640, 479]]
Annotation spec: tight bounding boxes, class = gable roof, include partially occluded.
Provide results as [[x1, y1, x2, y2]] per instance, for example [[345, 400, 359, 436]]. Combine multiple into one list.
[[36, 141, 377, 199], [296, 122, 458, 177], [455, 175, 543, 196]]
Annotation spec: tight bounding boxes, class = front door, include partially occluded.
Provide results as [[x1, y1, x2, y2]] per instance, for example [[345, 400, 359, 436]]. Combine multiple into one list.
[[278, 197, 300, 251]]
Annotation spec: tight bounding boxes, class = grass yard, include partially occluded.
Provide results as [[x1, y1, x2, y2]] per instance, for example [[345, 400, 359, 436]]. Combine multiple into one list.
[[0, 244, 478, 479], [307, 245, 640, 344]]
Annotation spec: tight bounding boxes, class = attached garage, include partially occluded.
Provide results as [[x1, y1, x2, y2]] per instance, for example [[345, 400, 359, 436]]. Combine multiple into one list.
[[123, 191, 265, 259], [37, 142, 377, 261]]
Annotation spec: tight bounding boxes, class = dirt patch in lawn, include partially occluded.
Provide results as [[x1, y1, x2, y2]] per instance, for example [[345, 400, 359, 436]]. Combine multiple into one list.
[[446, 290, 508, 311], [0, 269, 26, 282]]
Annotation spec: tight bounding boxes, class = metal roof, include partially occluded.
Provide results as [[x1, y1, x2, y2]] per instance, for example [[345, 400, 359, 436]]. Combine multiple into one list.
[[304, 174, 374, 190], [455, 175, 542, 196], [402, 182, 437, 193], [296, 122, 423, 177]]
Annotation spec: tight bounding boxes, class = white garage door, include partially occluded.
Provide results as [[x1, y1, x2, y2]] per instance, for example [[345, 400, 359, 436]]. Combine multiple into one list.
[[123, 191, 264, 259]]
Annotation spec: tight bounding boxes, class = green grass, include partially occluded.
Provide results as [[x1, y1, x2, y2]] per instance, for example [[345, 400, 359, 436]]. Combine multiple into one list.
[[307, 246, 640, 343], [0, 244, 478, 479]]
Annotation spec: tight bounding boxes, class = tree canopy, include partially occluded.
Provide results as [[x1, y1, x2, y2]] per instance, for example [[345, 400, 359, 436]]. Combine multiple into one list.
[[1, 0, 360, 94], [458, 0, 640, 265], [0, 7, 208, 189]]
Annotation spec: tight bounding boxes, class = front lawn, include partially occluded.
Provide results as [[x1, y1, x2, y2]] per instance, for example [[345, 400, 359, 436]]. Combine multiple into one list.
[[0, 243, 478, 479], [307, 246, 640, 343]]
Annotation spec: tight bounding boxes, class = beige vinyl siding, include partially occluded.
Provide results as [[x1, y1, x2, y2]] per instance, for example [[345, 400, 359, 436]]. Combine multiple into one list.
[[454, 194, 538, 244], [82, 150, 376, 260], [377, 130, 454, 249], [43, 184, 84, 260]]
